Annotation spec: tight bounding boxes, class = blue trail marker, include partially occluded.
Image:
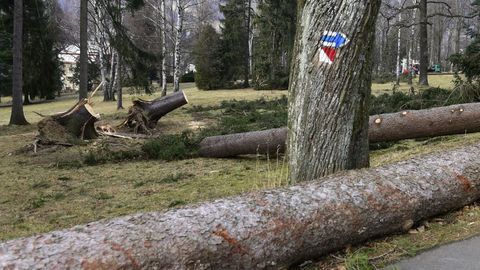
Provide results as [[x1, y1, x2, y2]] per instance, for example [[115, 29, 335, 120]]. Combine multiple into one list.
[[320, 31, 349, 49]]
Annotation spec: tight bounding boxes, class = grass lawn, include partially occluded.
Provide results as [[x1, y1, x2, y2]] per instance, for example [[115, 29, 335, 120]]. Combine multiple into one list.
[[1, 76, 480, 269]]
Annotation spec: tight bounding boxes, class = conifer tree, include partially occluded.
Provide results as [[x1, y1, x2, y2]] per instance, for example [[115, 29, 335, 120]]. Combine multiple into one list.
[[253, 0, 296, 90], [194, 25, 225, 90], [220, 0, 249, 87]]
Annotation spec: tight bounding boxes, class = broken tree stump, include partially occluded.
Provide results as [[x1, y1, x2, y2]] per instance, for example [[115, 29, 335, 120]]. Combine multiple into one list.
[[2, 143, 480, 269], [120, 91, 188, 133], [37, 99, 99, 144], [200, 103, 480, 158]]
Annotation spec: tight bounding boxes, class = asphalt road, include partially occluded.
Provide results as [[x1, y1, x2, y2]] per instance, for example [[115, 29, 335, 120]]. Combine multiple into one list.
[[385, 235, 480, 270]]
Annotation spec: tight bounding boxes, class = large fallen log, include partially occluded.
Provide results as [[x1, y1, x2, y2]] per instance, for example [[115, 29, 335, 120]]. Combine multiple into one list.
[[200, 103, 480, 158], [2, 144, 480, 269], [120, 91, 188, 133], [37, 99, 99, 144]]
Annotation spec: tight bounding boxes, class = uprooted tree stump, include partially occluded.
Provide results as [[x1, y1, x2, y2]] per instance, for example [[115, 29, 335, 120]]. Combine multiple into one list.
[[120, 91, 189, 133], [2, 143, 480, 269], [37, 99, 99, 145]]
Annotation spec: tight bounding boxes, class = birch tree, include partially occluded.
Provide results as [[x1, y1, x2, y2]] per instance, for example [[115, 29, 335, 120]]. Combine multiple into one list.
[[160, 0, 168, 96], [288, 0, 381, 182], [395, 2, 402, 86], [173, 0, 184, 92]]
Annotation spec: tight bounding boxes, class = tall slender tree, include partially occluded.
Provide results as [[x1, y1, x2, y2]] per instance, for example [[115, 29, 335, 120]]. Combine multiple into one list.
[[79, 0, 89, 99], [9, 0, 28, 125], [173, 0, 184, 92], [418, 0, 429, 85], [288, 0, 381, 182], [160, 0, 168, 96]]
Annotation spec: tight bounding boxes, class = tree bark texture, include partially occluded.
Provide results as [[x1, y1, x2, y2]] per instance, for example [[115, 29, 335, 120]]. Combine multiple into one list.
[[3, 144, 480, 269], [79, 0, 89, 100], [161, 0, 168, 97], [120, 91, 188, 133], [173, 0, 184, 93], [116, 55, 124, 110], [288, 0, 381, 182], [200, 103, 480, 158], [37, 99, 99, 144], [418, 0, 429, 86], [199, 128, 287, 158], [9, 0, 28, 125], [395, 10, 402, 86], [109, 50, 117, 102]]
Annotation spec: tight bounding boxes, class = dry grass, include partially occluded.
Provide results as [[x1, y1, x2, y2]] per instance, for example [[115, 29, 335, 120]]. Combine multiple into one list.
[[0, 83, 287, 241], [371, 74, 458, 95], [1, 78, 480, 270]]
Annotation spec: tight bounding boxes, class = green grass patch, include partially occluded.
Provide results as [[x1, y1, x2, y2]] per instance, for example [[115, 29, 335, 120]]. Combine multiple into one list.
[[142, 132, 199, 161]]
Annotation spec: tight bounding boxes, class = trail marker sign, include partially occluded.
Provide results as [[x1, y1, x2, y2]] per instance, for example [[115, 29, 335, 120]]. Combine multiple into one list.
[[319, 31, 349, 64]]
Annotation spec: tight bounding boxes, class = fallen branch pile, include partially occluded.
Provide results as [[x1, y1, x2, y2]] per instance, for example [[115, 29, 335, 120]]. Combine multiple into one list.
[[2, 143, 480, 269], [200, 103, 480, 157]]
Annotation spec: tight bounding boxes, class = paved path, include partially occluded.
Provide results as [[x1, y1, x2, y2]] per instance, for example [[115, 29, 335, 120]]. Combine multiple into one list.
[[385, 235, 480, 270]]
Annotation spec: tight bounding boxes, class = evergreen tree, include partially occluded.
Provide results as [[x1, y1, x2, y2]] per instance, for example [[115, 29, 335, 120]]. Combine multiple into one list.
[[0, 12, 12, 99], [253, 0, 296, 90], [220, 0, 249, 87], [0, 0, 62, 103], [449, 1, 480, 82], [194, 24, 225, 90]]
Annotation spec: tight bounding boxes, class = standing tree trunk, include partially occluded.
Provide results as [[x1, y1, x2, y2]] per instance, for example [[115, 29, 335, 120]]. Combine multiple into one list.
[[160, 0, 168, 97], [173, 0, 184, 92], [408, 2, 417, 86], [418, 0, 429, 86], [288, 0, 381, 182], [115, 55, 123, 110], [115, 0, 123, 110], [395, 3, 402, 87], [9, 0, 28, 125], [79, 0, 89, 100], [93, 2, 112, 102], [243, 0, 252, 88], [108, 50, 117, 101]]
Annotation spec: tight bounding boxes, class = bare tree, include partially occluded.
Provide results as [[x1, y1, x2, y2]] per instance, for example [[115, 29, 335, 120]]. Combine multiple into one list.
[[173, 0, 184, 92], [79, 0, 89, 99], [160, 0, 168, 96], [9, 0, 28, 125]]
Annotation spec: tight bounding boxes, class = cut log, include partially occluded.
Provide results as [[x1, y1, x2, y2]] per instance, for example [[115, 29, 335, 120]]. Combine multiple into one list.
[[2, 144, 480, 269], [37, 99, 99, 144], [200, 103, 480, 158], [199, 128, 287, 158], [120, 91, 188, 133], [368, 103, 480, 143]]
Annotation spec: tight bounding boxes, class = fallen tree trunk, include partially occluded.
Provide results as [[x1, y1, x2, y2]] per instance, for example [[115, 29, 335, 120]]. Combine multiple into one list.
[[2, 144, 480, 269], [120, 91, 188, 133], [37, 99, 99, 144], [368, 103, 480, 143], [200, 103, 480, 158]]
